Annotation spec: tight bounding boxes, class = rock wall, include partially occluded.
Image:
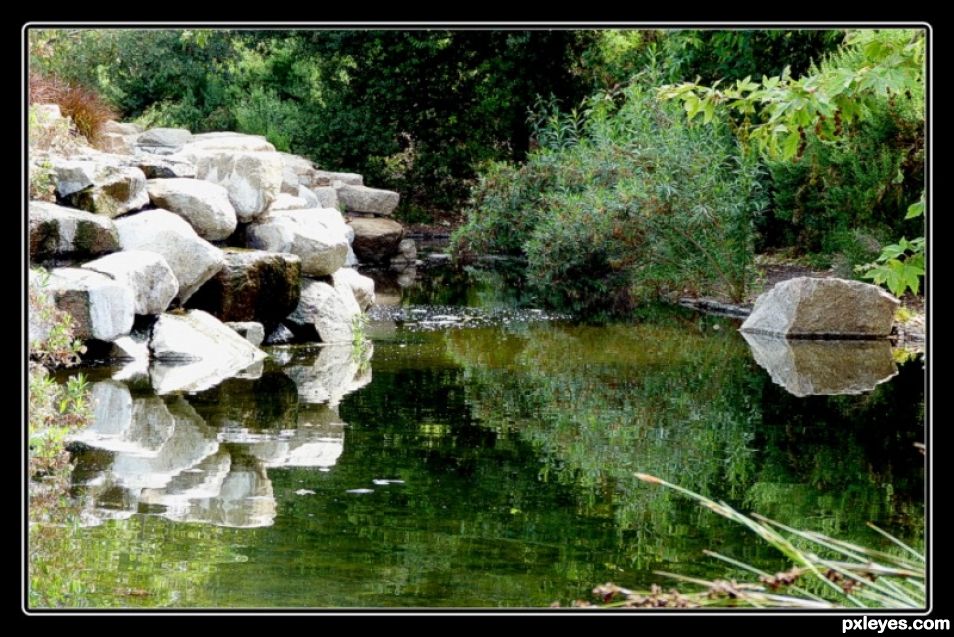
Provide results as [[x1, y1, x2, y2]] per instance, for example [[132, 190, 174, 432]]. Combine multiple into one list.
[[29, 114, 386, 391]]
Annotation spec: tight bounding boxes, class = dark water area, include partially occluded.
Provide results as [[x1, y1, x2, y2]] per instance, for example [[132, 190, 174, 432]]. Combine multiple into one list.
[[43, 262, 925, 608]]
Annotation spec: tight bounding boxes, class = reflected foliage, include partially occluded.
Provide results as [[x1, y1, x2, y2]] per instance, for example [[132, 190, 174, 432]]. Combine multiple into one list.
[[39, 292, 922, 608]]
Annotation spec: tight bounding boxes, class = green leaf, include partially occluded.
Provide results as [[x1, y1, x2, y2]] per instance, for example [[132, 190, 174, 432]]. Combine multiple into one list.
[[781, 130, 801, 160], [879, 244, 906, 261], [905, 197, 924, 219]]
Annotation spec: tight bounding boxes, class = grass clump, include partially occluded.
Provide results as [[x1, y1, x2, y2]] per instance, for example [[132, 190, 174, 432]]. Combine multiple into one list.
[[29, 71, 117, 146], [571, 473, 924, 609]]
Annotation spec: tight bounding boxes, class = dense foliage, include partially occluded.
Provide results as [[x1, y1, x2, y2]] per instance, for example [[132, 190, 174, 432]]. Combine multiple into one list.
[[29, 27, 925, 306], [30, 29, 592, 219], [660, 29, 926, 295], [454, 80, 764, 312], [455, 28, 924, 311]]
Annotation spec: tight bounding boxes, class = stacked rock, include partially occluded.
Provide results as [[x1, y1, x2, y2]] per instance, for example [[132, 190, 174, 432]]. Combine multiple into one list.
[[28, 111, 382, 392]]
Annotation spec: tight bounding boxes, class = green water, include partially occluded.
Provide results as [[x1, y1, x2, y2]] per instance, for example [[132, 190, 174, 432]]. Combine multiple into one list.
[[33, 265, 924, 608]]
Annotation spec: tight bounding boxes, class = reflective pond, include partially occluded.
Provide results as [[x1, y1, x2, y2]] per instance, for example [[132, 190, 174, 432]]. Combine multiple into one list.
[[39, 263, 924, 608]]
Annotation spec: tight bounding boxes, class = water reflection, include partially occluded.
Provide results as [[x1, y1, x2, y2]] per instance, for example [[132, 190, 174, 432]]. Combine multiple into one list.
[[741, 332, 898, 397], [70, 344, 372, 529], [54, 273, 923, 607]]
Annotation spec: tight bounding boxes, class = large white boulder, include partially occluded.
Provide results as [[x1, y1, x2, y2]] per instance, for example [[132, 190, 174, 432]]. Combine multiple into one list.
[[332, 267, 375, 311], [44, 267, 135, 341], [82, 250, 179, 315], [246, 209, 349, 277], [114, 209, 225, 304], [183, 132, 276, 153], [146, 178, 237, 241], [149, 310, 268, 394], [286, 276, 362, 344], [185, 150, 284, 222]]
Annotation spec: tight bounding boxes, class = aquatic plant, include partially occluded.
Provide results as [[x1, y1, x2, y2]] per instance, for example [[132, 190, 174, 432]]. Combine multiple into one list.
[[576, 473, 924, 609]]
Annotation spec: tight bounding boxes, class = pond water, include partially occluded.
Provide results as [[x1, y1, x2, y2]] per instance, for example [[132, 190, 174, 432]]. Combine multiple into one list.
[[40, 261, 925, 608]]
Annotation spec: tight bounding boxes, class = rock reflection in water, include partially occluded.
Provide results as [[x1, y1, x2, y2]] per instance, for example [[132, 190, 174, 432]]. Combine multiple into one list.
[[742, 332, 899, 397], [281, 343, 372, 407], [71, 344, 371, 528]]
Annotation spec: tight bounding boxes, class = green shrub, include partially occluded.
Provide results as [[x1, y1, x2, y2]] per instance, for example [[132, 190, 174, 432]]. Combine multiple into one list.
[[28, 268, 90, 480], [455, 81, 764, 315], [32, 29, 594, 219], [659, 29, 925, 292], [764, 98, 924, 259], [661, 30, 845, 85]]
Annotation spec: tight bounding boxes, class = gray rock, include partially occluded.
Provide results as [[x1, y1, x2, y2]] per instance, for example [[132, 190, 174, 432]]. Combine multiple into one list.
[[312, 170, 363, 188], [332, 267, 375, 311], [348, 216, 405, 263], [34, 103, 63, 120], [287, 276, 362, 344], [82, 250, 179, 315], [184, 132, 275, 152], [114, 209, 225, 304], [137, 127, 193, 149], [52, 159, 149, 218], [246, 209, 349, 277], [265, 324, 296, 345], [277, 153, 364, 191], [129, 154, 196, 179], [96, 132, 135, 155], [269, 192, 309, 211], [109, 333, 151, 383], [225, 321, 265, 347], [740, 277, 899, 338], [102, 120, 143, 136], [146, 178, 237, 240], [29, 201, 120, 262], [278, 152, 309, 193], [283, 343, 373, 407], [742, 332, 899, 396], [186, 150, 283, 222], [391, 238, 418, 269], [136, 146, 177, 156], [398, 238, 417, 260], [297, 185, 320, 208], [150, 309, 268, 394], [336, 184, 399, 215], [311, 186, 339, 209], [186, 248, 301, 324], [44, 267, 135, 341], [396, 266, 417, 288]]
